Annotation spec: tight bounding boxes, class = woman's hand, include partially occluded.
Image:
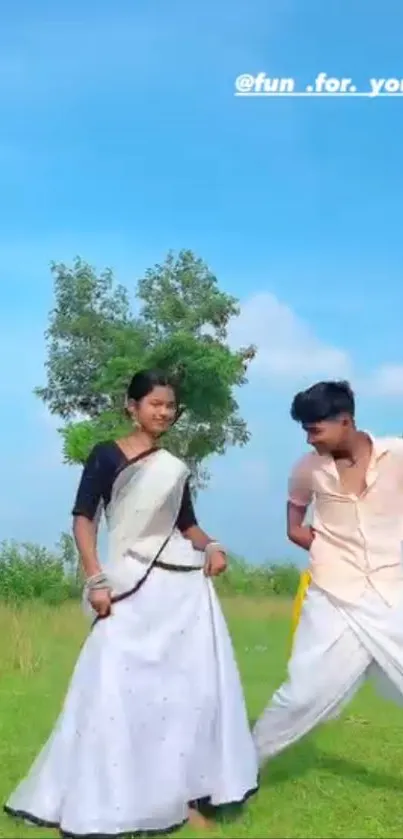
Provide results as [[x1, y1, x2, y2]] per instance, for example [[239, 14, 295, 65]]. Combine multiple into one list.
[[204, 550, 227, 577], [89, 588, 112, 618]]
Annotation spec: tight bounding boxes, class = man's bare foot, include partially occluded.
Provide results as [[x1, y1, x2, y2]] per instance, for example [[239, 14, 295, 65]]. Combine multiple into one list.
[[187, 806, 212, 830]]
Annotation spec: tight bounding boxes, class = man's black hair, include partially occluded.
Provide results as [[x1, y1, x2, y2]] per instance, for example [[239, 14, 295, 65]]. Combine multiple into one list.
[[290, 380, 355, 425]]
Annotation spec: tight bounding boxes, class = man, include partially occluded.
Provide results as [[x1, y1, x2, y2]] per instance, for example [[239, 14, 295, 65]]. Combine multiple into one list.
[[253, 379, 403, 763]]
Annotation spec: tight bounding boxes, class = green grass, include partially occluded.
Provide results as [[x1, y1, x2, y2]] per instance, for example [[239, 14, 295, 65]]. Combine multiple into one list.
[[1, 598, 403, 838]]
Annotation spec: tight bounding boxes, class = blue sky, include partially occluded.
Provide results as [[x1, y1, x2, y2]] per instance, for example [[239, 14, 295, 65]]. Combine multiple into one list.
[[2, 0, 403, 565]]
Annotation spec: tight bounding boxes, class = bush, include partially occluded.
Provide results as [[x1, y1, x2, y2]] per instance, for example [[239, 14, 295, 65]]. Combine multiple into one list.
[[0, 538, 301, 604], [215, 556, 301, 597], [0, 539, 81, 605]]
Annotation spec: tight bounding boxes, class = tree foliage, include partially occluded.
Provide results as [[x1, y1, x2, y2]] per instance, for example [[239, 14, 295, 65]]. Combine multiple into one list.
[[35, 250, 256, 486]]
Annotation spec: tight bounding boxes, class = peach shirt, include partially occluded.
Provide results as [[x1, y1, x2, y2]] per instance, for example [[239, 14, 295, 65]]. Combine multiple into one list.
[[288, 435, 403, 605]]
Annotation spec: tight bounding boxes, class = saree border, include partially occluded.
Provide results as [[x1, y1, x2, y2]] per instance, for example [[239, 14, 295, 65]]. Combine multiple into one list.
[[4, 783, 259, 837], [89, 446, 190, 626], [91, 529, 173, 628]]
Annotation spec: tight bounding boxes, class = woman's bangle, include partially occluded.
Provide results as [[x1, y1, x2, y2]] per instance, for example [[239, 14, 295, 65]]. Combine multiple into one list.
[[205, 541, 226, 558], [85, 572, 110, 592]]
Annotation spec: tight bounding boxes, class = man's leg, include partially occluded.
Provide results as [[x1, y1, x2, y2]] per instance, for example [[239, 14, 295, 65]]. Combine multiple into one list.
[[338, 588, 403, 706], [253, 587, 372, 765]]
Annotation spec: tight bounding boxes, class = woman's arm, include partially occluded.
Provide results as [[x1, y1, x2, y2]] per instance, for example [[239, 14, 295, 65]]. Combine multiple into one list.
[[72, 445, 105, 579], [183, 525, 226, 576], [72, 516, 102, 578], [178, 483, 226, 576], [182, 524, 215, 551], [72, 445, 111, 617]]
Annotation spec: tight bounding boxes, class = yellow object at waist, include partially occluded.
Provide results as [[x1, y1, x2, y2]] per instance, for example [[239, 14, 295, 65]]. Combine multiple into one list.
[[290, 570, 311, 647]]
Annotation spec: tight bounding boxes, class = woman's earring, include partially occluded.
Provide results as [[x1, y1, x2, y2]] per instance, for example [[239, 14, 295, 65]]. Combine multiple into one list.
[[124, 397, 136, 426], [126, 407, 136, 426]]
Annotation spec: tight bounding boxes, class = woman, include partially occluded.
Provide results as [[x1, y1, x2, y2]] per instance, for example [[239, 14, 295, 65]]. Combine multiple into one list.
[[5, 369, 258, 837]]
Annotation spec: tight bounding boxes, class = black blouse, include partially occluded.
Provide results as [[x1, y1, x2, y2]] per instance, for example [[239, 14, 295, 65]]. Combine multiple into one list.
[[72, 441, 198, 532]]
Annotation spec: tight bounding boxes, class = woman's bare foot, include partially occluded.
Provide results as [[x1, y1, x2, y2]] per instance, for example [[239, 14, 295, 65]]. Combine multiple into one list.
[[187, 805, 212, 830]]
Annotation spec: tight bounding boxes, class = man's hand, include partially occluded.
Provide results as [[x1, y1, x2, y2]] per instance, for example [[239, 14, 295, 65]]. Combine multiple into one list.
[[204, 550, 227, 577], [289, 524, 315, 551], [287, 502, 315, 551]]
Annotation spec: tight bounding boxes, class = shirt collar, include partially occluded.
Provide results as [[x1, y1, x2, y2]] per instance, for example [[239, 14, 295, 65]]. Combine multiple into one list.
[[369, 433, 390, 459], [320, 432, 390, 477]]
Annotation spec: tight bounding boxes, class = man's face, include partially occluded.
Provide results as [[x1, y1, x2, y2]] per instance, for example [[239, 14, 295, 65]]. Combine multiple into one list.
[[302, 417, 348, 455]]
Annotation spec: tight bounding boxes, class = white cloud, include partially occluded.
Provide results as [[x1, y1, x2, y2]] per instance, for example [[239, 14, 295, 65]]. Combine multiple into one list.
[[230, 293, 403, 401], [230, 292, 351, 385], [367, 364, 403, 397]]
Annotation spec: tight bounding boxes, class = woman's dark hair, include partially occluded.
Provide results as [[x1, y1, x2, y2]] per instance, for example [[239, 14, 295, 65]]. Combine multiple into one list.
[[290, 380, 355, 425], [127, 369, 179, 403]]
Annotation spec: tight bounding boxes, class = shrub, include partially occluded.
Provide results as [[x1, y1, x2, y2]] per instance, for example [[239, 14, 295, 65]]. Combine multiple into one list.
[[0, 539, 301, 604], [0, 539, 80, 605], [215, 556, 300, 597]]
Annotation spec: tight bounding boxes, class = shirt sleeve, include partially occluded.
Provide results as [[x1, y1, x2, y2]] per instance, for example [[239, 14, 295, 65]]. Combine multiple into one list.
[[176, 480, 198, 532], [288, 455, 314, 508], [72, 444, 105, 521], [390, 437, 403, 483]]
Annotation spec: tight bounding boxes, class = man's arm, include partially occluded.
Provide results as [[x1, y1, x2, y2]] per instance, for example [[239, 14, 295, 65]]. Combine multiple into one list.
[[287, 502, 314, 550], [287, 455, 315, 551]]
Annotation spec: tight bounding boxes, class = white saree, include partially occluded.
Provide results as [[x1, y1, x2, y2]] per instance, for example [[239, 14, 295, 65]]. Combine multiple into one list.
[[5, 449, 258, 837]]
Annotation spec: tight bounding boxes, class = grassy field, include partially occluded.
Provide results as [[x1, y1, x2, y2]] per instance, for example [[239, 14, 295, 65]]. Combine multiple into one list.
[[1, 597, 403, 839]]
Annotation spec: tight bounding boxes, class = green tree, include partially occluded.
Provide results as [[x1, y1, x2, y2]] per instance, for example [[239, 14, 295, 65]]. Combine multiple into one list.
[[35, 250, 256, 486]]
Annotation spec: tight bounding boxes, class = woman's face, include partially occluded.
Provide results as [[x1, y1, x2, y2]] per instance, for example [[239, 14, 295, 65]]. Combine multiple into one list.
[[129, 385, 177, 436]]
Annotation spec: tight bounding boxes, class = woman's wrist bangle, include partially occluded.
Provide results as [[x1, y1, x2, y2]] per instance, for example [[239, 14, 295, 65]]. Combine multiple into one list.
[[85, 572, 110, 592], [205, 541, 226, 558]]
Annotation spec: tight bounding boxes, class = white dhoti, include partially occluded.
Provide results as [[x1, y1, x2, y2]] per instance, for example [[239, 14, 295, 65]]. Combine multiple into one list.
[[253, 584, 403, 762]]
